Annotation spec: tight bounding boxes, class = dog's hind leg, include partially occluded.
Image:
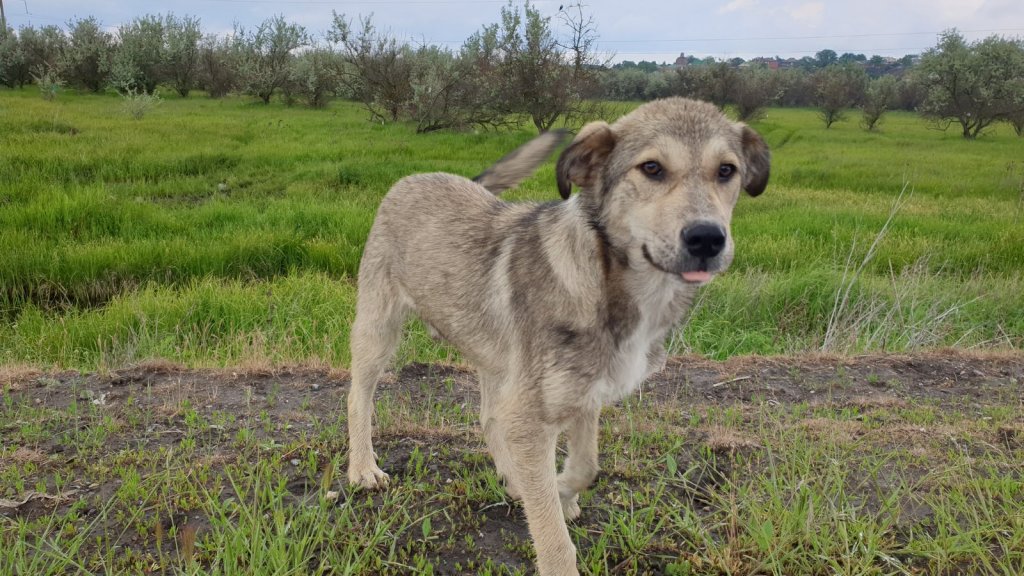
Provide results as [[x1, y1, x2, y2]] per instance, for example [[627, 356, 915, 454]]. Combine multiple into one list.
[[347, 267, 408, 489], [556, 406, 601, 521]]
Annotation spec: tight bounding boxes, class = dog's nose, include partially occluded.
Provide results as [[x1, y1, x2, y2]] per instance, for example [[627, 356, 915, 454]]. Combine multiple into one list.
[[682, 223, 727, 259]]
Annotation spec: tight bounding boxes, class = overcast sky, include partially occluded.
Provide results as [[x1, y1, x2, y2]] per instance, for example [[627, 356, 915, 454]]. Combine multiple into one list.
[[5, 0, 1024, 62]]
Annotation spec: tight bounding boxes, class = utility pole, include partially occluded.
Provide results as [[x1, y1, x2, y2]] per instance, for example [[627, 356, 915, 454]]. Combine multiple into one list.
[[0, 0, 7, 36]]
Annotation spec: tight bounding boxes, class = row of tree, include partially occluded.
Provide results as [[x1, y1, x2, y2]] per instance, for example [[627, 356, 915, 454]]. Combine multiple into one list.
[[600, 32, 1024, 136], [1, 7, 1022, 137]]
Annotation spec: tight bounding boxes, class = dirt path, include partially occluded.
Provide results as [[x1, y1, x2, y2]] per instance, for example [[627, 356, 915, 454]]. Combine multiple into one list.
[[8, 350, 1020, 422]]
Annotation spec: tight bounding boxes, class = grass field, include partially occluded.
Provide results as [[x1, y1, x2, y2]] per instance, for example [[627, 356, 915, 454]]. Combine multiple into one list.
[[1, 88, 1022, 369], [1, 88, 1023, 576]]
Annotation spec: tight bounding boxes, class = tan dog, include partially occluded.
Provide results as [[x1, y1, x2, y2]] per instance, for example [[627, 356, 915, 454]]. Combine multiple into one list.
[[346, 97, 770, 575]]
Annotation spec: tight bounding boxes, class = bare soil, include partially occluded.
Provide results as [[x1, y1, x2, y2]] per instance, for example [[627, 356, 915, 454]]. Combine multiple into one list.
[[2, 351, 1022, 574]]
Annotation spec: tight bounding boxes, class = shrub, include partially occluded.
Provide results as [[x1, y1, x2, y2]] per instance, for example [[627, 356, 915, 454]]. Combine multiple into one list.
[[121, 87, 162, 119]]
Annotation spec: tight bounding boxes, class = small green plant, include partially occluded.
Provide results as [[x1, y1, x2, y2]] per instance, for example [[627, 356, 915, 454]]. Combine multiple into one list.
[[33, 69, 64, 101], [119, 85, 162, 120]]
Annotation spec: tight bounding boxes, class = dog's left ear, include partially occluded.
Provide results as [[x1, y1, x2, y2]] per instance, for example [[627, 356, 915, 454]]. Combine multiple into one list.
[[557, 121, 617, 199], [740, 125, 770, 197]]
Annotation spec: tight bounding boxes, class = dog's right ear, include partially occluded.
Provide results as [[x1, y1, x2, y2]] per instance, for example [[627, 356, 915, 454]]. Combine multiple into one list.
[[557, 121, 616, 199], [740, 125, 770, 197]]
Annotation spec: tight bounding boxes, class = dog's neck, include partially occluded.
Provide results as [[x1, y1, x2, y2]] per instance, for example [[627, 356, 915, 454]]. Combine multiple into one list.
[[547, 196, 696, 345]]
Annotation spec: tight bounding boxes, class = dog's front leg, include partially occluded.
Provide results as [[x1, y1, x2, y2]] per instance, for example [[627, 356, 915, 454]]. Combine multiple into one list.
[[480, 374, 521, 500], [557, 406, 601, 521], [505, 421, 579, 576], [644, 342, 668, 379]]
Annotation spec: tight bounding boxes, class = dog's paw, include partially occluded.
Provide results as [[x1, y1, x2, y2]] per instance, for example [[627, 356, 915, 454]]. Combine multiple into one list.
[[348, 464, 390, 489], [560, 493, 581, 521], [503, 481, 522, 501]]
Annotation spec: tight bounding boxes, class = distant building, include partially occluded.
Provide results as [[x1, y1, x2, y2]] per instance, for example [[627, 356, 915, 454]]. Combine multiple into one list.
[[744, 57, 781, 70], [673, 52, 689, 68]]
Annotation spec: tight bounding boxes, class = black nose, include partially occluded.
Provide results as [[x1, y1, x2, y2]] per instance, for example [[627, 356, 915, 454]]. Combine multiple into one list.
[[682, 223, 727, 258]]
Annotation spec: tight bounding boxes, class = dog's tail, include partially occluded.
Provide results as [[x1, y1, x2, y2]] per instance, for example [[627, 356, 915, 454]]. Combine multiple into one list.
[[472, 129, 569, 195]]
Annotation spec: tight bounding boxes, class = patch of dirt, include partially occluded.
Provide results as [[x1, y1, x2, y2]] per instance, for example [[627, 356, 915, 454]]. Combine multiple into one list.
[[2, 351, 1022, 574]]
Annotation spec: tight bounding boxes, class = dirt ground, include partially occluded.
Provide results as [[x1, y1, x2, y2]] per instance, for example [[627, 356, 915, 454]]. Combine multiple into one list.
[[8, 350, 1022, 426], [2, 350, 1023, 573]]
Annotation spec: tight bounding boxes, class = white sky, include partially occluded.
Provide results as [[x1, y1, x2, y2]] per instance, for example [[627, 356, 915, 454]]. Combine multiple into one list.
[[5, 0, 1024, 62]]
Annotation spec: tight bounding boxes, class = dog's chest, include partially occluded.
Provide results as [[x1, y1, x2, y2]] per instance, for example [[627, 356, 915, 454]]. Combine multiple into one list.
[[592, 317, 663, 405], [591, 281, 686, 405]]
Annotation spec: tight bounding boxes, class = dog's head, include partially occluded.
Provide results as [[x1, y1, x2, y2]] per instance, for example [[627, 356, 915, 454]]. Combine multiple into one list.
[[557, 97, 769, 285]]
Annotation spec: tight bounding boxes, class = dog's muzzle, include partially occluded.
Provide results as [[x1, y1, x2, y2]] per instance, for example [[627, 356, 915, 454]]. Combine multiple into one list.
[[682, 222, 726, 259], [641, 220, 730, 284], [678, 222, 727, 284]]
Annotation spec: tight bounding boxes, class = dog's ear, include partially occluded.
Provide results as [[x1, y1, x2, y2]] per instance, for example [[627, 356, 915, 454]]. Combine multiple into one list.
[[557, 121, 616, 199], [740, 125, 770, 197]]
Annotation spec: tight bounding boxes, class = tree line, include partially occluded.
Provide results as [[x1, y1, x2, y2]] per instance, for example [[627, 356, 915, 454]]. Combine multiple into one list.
[[1, 5, 1022, 138]]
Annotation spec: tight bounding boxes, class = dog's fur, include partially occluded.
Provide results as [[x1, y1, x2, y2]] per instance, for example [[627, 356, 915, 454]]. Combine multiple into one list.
[[346, 97, 770, 575]]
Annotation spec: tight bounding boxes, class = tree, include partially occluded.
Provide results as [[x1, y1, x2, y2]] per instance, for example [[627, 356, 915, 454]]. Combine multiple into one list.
[[164, 14, 202, 97], [0, 28, 29, 87], [496, 0, 575, 131], [407, 43, 505, 132], [62, 17, 113, 92], [233, 15, 308, 104], [18, 25, 66, 77], [916, 30, 1024, 139], [732, 66, 780, 121], [286, 45, 340, 109], [600, 67, 650, 101], [814, 63, 867, 128], [666, 65, 702, 100], [329, 13, 414, 121], [776, 68, 816, 107], [686, 60, 737, 109], [815, 49, 838, 68], [111, 15, 166, 93], [861, 75, 897, 130], [0, 25, 67, 88], [197, 33, 235, 98]]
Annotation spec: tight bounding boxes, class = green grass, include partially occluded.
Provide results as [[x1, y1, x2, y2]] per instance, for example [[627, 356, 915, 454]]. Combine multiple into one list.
[[1, 88, 1022, 368]]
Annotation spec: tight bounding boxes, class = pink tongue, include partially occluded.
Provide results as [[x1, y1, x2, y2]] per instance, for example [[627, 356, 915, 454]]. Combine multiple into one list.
[[682, 271, 712, 283]]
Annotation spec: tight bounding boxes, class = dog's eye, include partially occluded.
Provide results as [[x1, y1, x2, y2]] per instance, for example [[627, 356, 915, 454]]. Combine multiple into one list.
[[640, 161, 663, 178], [717, 163, 737, 182]]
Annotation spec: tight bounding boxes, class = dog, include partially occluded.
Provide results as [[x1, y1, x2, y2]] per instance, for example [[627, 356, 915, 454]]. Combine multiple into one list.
[[346, 97, 770, 575]]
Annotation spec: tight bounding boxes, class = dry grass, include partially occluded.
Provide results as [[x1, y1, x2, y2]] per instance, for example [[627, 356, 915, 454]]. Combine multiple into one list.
[[0, 364, 42, 390]]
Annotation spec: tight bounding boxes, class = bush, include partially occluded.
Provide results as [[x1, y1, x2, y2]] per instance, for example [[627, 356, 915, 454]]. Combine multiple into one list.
[[33, 69, 63, 100], [121, 87, 162, 119]]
